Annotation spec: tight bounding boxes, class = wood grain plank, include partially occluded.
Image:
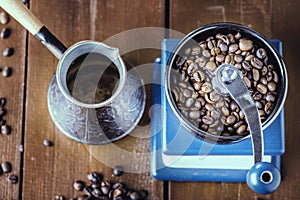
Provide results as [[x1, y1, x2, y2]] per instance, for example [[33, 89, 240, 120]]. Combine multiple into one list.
[[270, 0, 300, 199], [168, 0, 288, 200], [0, 8, 26, 200], [23, 0, 164, 199], [0, 8, 27, 200]]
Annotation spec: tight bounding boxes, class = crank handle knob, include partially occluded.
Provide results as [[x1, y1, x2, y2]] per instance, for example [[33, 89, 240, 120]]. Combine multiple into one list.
[[246, 162, 281, 194]]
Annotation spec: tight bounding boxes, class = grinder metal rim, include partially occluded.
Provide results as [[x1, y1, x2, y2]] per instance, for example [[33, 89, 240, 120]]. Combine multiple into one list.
[[165, 22, 288, 143]]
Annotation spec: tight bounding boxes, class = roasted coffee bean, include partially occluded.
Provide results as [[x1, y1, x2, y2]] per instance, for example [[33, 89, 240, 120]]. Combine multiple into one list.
[[236, 125, 247, 135], [1, 124, 11, 134], [43, 139, 54, 147], [226, 115, 236, 125], [216, 54, 225, 62], [205, 61, 216, 71], [0, 119, 6, 126], [3, 47, 14, 57], [265, 102, 274, 114], [211, 110, 221, 119], [195, 57, 206, 68], [245, 54, 254, 61], [253, 68, 260, 81], [234, 54, 243, 63], [211, 47, 221, 56], [233, 121, 244, 129], [235, 32, 241, 40], [229, 43, 238, 53], [253, 92, 263, 101], [113, 165, 124, 176], [87, 171, 103, 183], [176, 56, 185, 67], [202, 115, 214, 125], [221, 106, 230, 116], [239, 39, 253, 51], [260, 77, 268, 85], [239, 110, 245, 119], [255, 101, 263, 109], [243, 77, 251, 88], [92, 188, 102, 197], [185, 98, 194, 107], [54, 196, 65, 200], [199, 41, 207, 49], [101, 186, 110, 195], [266, 93, 275, 102], [193, 82, 201, 91], [229, 101, 237, 111], [76, 195, 89, 200], [257, 84, 268, 94], [228, 33, 235, 43], [189, 110, 201, 119], [2, 66, 12, 77], [0, 108, 7, 117], [0, 28, 11, 39], [201, 82, 212, 93], [19, 145, 24, 152], [260, 66, 267, 77], [205, 103, 214, 111], [193, 70, 205, 82], [219, 43, 228, 52], [1, 162, 12, 173], [209, 91, 220, 102], [251, 58, 263, 69], [129, 192, 140, 200], [256, 48, 267, 59], [202, 50, 211, 58], [242, 61, 251, 71], [266, 71, 273, 82], [74, 180, 85, 191], [182, 88, 192, 98], [273, 71, 279, 83], [0, 97, 6, 107], [0, 12, 9, 24], [267, 82, 276, 92]]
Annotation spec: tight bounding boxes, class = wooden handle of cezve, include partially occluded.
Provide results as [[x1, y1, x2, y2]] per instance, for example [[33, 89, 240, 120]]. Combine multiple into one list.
[[0, 0, 67, 58], [0, 0, 43, 35]]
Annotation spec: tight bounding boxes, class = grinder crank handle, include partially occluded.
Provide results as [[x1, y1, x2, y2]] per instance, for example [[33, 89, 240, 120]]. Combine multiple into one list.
[[0, 0, 66, 58], [216, 64, 281, 194]]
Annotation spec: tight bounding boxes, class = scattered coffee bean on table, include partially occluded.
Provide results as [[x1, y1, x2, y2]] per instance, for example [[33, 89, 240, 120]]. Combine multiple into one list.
[[113, 165, 124, 176], [0, 97, 6, 107], [2, 47, 14, 57], [19, 145, 24, 152], [0, 27, 11, 39], [1, 124, 11, 135], [0, 12, 9, 25], [6, 174, 18, 184], [87, 171, 103, 183], [43, 139, 54, 147], [57, 171, 148, 200], [74, 180, 85, 191], [2, 66, 12, 77], [1, 162, 12, 173], [171, 31, 279, 138], [54, 195, 65, 200]]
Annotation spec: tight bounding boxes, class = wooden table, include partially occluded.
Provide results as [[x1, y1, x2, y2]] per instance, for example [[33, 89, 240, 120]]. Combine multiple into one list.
[[1, 0, 300, 199]]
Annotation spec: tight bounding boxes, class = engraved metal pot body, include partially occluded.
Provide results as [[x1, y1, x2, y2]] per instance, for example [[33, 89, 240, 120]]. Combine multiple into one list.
[[48, 41, 146, 144]]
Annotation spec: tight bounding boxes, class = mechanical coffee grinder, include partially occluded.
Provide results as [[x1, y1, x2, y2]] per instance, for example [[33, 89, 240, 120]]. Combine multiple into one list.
[[151, 23, 288, 194]]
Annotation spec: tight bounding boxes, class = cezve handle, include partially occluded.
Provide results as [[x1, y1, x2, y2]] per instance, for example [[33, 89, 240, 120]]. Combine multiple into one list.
[[0, 0, 67, 58]]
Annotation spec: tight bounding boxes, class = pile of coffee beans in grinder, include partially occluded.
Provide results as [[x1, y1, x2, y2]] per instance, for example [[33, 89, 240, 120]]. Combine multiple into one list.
[[171, 32, 279, 138]]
